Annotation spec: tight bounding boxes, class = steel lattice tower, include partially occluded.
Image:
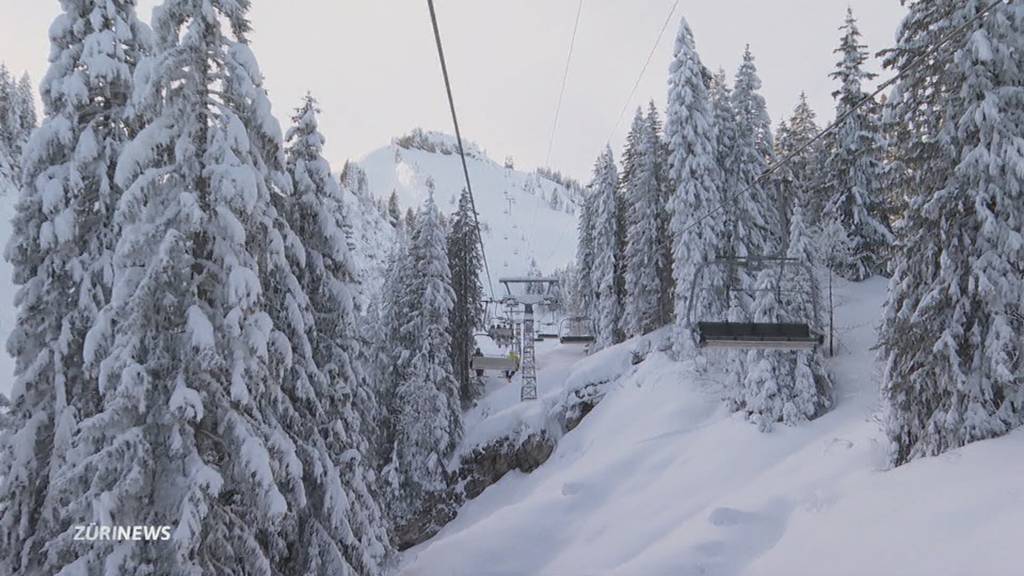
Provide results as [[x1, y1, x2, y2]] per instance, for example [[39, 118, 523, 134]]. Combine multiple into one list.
[[521, 304, 538, 401]]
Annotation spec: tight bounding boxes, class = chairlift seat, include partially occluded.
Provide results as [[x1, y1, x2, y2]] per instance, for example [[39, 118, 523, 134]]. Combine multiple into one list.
[[558, 316, 596, 345], [697, 322, 823, 350], [471, 356, 520, 371]]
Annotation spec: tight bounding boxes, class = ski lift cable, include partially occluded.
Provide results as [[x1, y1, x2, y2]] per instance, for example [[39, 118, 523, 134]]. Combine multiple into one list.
[[426, 0, 495, 299], [545, 0, 586, 167], [675, 0, 1006, 240], [606, 0, 681, 143], [548, 0, 677, 259]]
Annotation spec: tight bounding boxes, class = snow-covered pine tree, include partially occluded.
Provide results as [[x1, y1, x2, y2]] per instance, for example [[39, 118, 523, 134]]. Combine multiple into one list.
[[340, 160, 370, 202], [613, 178, 629, 327], [405, 206, 417, 232], [0, 68, 16, 190], [774, 118, 792, 229], [376, 238, 414, 473], [730, 46, 779, 261], [526, 258, 545, 295], [619, 109, 643, 214], [782, 205, 833, 422], [590, 146, 622, 348], [0, 65, 13, 154], [387, 194, 461, 527], [646, 102, 675, 326], [574, 183, 597, 324], [280, 93, 391, 574], [7, 73, 37, 160], [0, 67, 35, 163], [623, 108, 667, 336], [0, 67, 35, 187], [75, 2, 321, 573], [719, 47, 780, 392], [0, 3, 151, 573], [666, 18, 726, 354], [709, 68, 756, 389], [741, 205, 833, 430], [880, 0, 1024, 465], [775, 93, 823, 229], [447, 187, 485, 407], [387, 190, 402, 229], [821, 7, 893, 281], [709, 69, 740, 257]]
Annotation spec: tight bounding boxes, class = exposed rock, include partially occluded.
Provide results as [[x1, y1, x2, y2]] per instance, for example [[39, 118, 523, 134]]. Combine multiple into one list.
[[391, 491, 459, 551], [458, 431, 556, 500], [392, 375, 612, 550]]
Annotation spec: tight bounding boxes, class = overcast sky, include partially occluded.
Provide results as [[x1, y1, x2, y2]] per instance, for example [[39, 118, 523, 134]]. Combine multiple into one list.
[[1, 1, 905, 180]]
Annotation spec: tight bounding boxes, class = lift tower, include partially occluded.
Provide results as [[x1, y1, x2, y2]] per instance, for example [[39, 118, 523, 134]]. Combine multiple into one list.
[[498, 277, 559, 401]]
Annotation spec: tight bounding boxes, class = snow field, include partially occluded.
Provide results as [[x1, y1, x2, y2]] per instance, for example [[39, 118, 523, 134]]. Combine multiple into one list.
[[402, 275, 1024, 576], [358, 137, 579, 292]]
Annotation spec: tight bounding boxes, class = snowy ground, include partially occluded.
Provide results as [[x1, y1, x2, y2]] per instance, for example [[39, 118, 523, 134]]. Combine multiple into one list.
[[402, 276, 1024, 576]]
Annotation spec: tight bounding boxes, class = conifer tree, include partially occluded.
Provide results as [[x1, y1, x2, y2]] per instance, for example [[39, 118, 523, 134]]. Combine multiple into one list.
[[280, 94, 391, 574], [775, 93, 823, 228], [574, 184, 597, 323], [647, 102, 675, 325], [71, 2, 319, 573], [448, 188, 484, 406], [741, 205, 832, 430], [0, 3, 150, 573], [386, 195, 461, 527], [590, 146, 622, 348], [623, 109, 667, 336], [8, 73, 37, 159], [387, 190, 401, 229], [0, 65, 13, 154], [709, 69, 738, 223], [376, 237, 415, 470], [667, 19, 725, 354], [730, 46, 779, 261], [405, 207, 417, 232], [880, 0, 1024, 465], [821, 8, 893, 280], [719, 48, 779, 392], [0, 69, 36, 190]]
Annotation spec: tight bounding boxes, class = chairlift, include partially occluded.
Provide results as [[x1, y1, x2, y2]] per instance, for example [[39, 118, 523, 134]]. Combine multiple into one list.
[[471, 355, 519, 373], [685, 256, 824, 350], [558, 316, 596, 344], [489, 325, 515, 348]]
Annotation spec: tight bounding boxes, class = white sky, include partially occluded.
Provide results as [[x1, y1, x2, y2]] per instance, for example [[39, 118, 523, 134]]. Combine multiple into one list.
[[0, 1, 905, 180]]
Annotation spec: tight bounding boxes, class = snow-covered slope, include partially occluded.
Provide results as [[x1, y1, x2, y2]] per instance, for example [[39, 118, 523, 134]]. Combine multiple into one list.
[[356, 131, 579, 291], [401, 276, 1024, 576]]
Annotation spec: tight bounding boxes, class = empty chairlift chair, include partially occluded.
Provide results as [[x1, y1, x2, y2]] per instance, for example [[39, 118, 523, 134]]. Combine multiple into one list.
[[558, 316, 596, 344], [696, 321, 823, 350], [686, 257, 825, 351]]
